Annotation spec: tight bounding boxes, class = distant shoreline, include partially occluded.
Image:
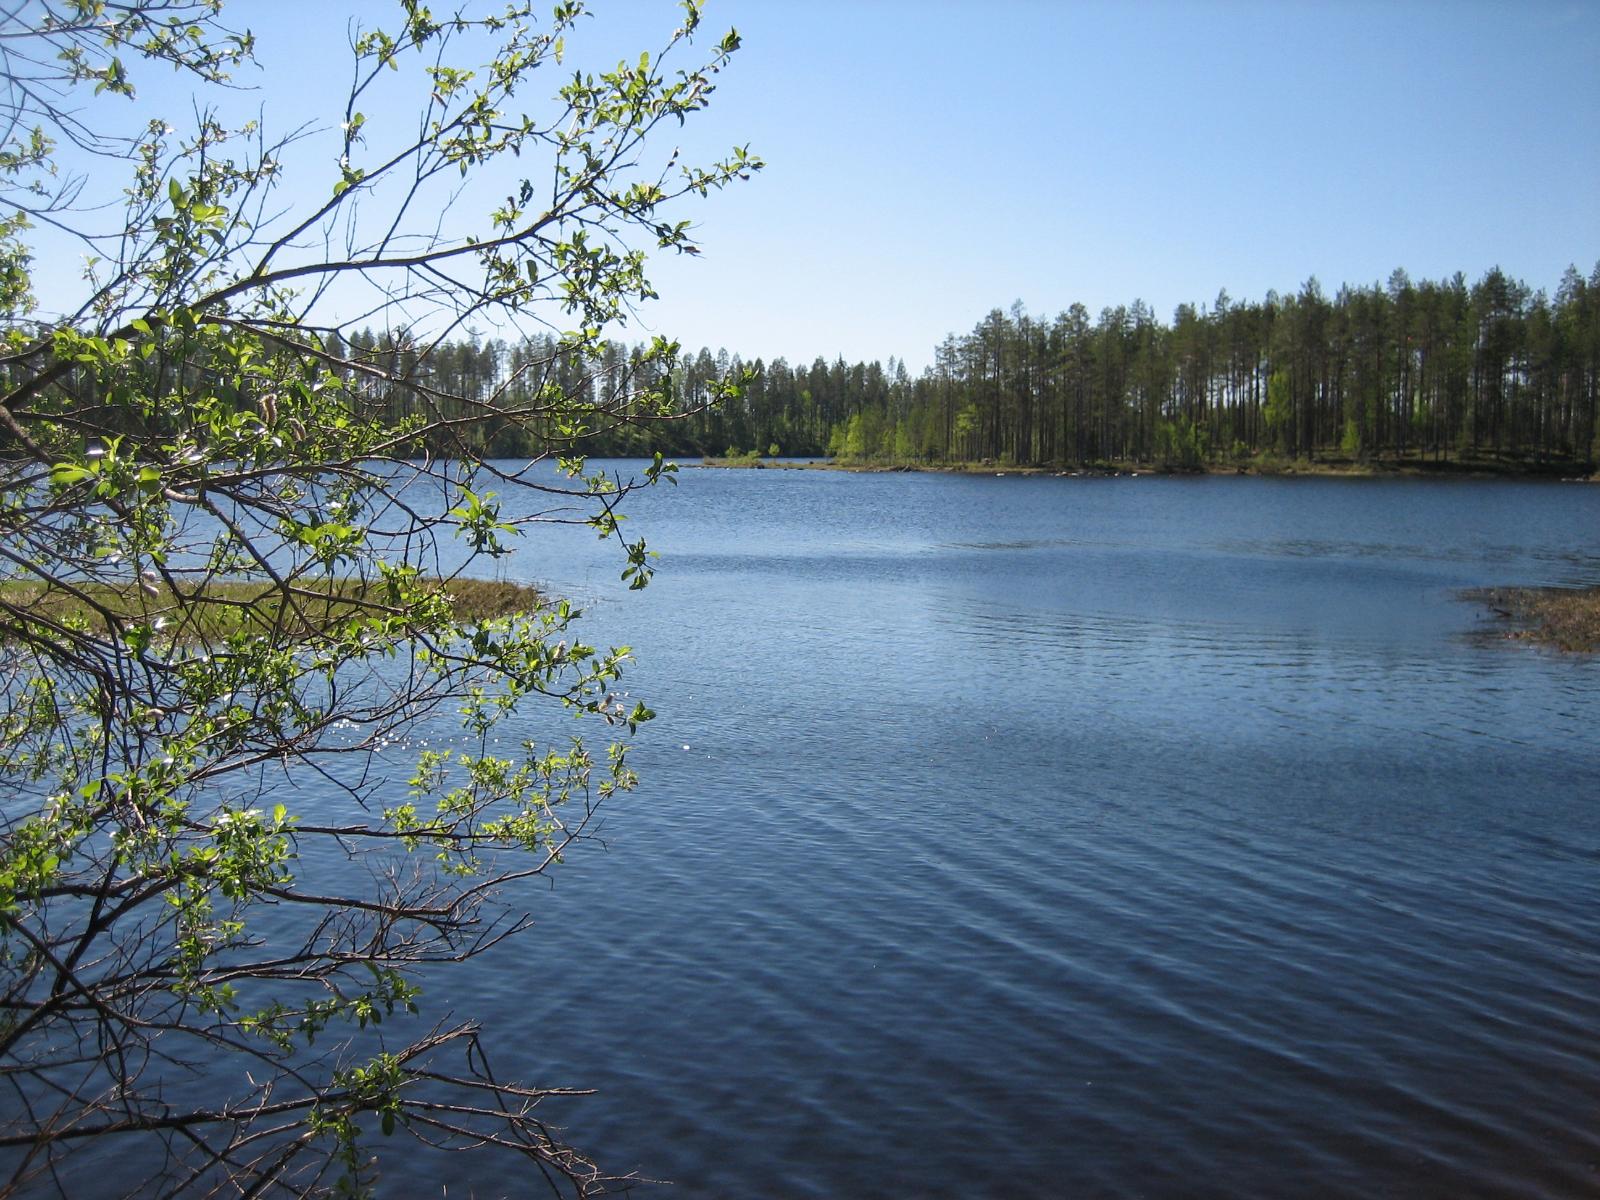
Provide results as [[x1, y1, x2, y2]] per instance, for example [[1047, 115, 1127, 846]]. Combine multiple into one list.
[[691, 456, 1597, 482]]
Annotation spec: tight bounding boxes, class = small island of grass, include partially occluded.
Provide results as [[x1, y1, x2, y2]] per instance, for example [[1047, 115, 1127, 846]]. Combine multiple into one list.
[[0, 577, 544, 645], [1465, 585, 1600, 652]]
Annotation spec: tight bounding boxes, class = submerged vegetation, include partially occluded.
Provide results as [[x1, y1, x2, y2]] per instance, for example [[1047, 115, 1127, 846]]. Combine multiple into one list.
[[1466, 586, 1600, 652]]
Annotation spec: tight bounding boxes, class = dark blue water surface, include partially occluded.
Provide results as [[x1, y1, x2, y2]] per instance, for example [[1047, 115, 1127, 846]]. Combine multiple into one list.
[[405, 467, 1600, 1197]]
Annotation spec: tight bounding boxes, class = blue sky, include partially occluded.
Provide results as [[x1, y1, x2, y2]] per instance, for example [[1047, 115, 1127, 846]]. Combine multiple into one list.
[[641, 0, 1600, 369], [41, 0, 1600, 372]]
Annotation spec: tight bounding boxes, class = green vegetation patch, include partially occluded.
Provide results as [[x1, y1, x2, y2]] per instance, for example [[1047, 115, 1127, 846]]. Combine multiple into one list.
[[1465, 585, 1600, 652], [0, 577, 544, 645]]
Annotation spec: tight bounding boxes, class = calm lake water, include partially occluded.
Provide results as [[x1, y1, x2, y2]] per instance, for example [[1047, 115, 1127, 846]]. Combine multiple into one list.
[[411, 465, 1600, 1197]]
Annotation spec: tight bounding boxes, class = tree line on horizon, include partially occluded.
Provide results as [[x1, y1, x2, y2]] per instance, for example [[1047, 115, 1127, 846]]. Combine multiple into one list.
[[330, 262, 1600, 471]]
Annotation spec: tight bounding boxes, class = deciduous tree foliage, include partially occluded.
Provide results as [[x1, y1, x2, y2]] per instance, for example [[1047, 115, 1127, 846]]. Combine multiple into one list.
[[0, 2, 756, 1195]]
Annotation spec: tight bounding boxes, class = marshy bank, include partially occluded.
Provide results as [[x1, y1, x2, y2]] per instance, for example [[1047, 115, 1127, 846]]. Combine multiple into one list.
[[0, 577, 544, 644], [1466, 585, 1600, 652]]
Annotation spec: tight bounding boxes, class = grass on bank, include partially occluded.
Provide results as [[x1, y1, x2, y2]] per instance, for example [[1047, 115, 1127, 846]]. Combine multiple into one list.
[[1465, 586, 1600, 653], [0, 576, 544, 645]]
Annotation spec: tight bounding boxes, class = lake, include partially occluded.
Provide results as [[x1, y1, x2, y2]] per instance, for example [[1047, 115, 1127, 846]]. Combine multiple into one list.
[[413, 465, 1600, 1197]]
